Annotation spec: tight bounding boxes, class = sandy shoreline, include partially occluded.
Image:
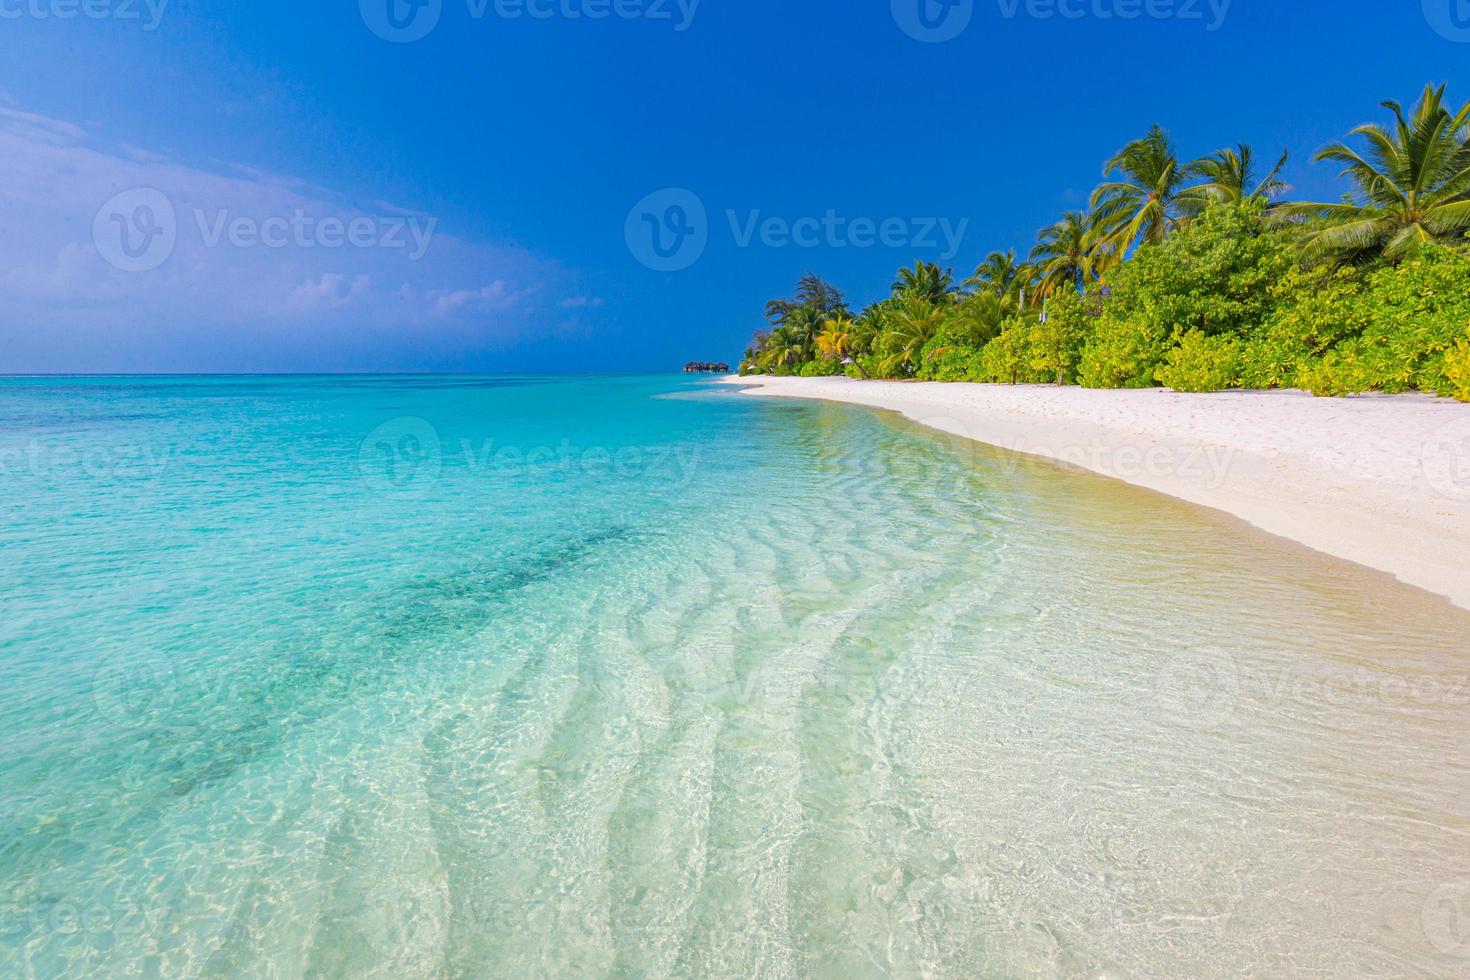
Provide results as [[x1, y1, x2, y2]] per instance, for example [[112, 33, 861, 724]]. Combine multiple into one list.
[[722, 376, 1470, 610]]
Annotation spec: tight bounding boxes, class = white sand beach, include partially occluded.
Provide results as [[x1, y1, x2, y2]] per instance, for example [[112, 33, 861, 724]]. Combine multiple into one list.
[[725, 376, 1470, 610]]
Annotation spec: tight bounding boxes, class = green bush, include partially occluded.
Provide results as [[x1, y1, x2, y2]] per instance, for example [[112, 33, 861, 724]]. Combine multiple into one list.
[[1156, 330, 1242, 392], [975, 320, 1036, 384], [798, 358, 845, 377], [1443, 338, 1470, 402], [851, 353, 883, 380], [1079, 201, 1301, 389], [916, 318, 990, 381], [974, 293, 1102, 386], [1077, 314, 1169, 388], [741, 205, 1470, 399], [1238, 266, 1366, 389], [1116, 201, 1298, 338], [916, 339, 981, 381], [1296, 246, 1470, 396], [1029, 288, 1094, 385]]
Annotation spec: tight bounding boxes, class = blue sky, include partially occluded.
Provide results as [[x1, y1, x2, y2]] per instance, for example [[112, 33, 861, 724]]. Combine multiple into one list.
[[0, 0, 1464, 372]]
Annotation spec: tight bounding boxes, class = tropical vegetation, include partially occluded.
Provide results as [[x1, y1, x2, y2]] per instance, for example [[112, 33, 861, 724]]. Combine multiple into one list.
[[739, 84, 1470, 402]]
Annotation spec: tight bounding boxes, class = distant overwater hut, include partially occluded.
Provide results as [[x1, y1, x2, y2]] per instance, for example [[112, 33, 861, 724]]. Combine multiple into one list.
[[683, 362, 731, 374]]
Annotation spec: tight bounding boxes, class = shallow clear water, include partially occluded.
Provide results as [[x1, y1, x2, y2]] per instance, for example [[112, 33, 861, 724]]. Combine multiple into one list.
[[2, 374, 1469, 978]]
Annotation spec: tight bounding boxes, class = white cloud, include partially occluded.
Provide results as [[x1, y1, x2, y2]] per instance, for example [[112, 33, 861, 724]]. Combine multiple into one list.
[[277, 273, 373, 314], [0, 106, 87, 146], [0, 103, 580, 369], [430, 280, 527, 318]]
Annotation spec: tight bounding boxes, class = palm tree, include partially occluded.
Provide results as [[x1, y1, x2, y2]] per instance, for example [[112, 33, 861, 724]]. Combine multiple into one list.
[[876, 297, 946, 376], [794, 271, 846, 313], [1181, 144, 1290, 213], [1091, 125, 1192, 253], [783, 305, 824, 354], [945, 291, 1015, 346], [1030, 211, 1104, 295], [764, 272, 848, 330], [1280, 84, 1470, 264], [966, 250, 1035, 302], [757, 326, 806, 372], [890, 261, 956, 305], [815, 315, 856, 361]]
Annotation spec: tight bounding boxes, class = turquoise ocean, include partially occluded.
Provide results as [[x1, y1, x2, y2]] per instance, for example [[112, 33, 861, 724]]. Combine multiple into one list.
[[3, 374, 1470, 977]]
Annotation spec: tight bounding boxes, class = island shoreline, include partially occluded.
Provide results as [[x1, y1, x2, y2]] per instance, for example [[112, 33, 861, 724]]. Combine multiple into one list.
[[722, 375, 1470, 611]]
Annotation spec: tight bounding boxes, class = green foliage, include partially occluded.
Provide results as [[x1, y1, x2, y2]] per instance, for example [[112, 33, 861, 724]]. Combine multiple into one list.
[[1443, 339, 1470, 402], [1296, 246, 1470, 395], [974, 322, 1031, 384], [850, 354, 883, 380], [915, 315, 989, 381], [1156, 331, 1243, 392], [916, 340, 981, 381], [891, 262, 957, 305], [741, 88, 1470, 401], [1077, 313, 1169, 388], [1092, 125, 1191, 252], [874, 296, 946, 377], [1078, 201, 1300, 388], [1237, 266, 1366, 389], [1280, 84, 1470, 265], [970, 321, 1052, 382], [798, 358, 845, 377], [1029, 288, 1094, 385], [744, 274, 848, 374], [945, 292, 1015, 347], [1032, 211, 1104, 296], [1121, 201, 1296, 338]]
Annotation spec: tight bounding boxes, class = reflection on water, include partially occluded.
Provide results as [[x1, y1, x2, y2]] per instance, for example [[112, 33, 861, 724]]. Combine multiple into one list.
[[1, 375, 1468, 977]]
